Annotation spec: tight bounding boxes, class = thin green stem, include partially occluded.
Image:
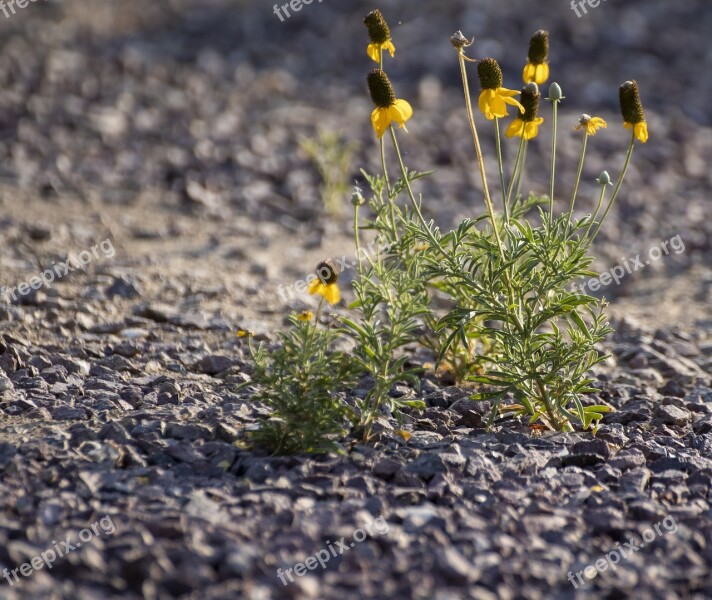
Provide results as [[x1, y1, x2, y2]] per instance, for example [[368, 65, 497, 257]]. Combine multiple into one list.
[[549, 99, 559, 214], [505, 135, 526, 209], [590, 130, 636, 242], [456, 50, 505, 259], [566, 133, 588, 234], [583, 182, 608, 241], [513, 140, 529, 208], [354, 203, 363, 276], [493, 116, 509, 223]]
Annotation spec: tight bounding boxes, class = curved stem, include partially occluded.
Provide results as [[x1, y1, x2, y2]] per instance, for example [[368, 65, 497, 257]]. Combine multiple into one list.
[[505, 135, 526, 209], [590, 130, 636, 242], [566, 133, 588, 234], [513, 139, 529, 208], [493, 117, 509, 223], [456, 50, 505, 259], [583, 182, 608, 241]]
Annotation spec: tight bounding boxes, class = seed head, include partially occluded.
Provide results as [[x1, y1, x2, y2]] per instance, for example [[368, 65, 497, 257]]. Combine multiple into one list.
[[619, 80, 646, 124], [364, 10, 391, 45], [520, 82, 541, 122], [315, 259, 339, 285], [527, 30, 549, 64], [477, 58, 503, 90], [367, 69, 396, 108]]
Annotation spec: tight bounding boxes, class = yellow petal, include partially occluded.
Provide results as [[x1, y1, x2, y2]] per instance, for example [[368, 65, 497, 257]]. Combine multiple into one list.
[[395, 429, 412, 442], [505, 118, 524, 138], [371, 107, 391, 138], [478, 89, 495, 118], [623, 122, 633, 130], [308, 279, 324, 295], [323, 283, 340, 305], [535, 63, 549, 85], [384, 40, 396, 58], [366, 43, 380, 63], [634, 121, 648, 143], [590, 117, 607, 129], [389, 99, 413, 126], [502, 94, 525, 114], [522, 63, 536, 84]]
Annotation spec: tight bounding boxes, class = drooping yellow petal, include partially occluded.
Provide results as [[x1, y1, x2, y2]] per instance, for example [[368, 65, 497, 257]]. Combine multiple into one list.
[[535, 63, 549, 85], [371, 107, 391, 138], [308, 279, 324, 295], [478, 89, 496, 119], [634, 121, 648, 143], [389, 99, 413, 127], [523, 117, 544, 140], [367, 40, 395, 63], [323, 283, 341, 305], [523, 63, 549, 85], [505, 118, 525, 138], [522, 63, 536, 84], [367, 43, 381, 63]]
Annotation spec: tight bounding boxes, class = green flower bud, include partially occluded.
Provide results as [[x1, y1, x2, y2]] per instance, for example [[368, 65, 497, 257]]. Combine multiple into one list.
[[546, 82, 563, 102], [597, 171, 612, 185]]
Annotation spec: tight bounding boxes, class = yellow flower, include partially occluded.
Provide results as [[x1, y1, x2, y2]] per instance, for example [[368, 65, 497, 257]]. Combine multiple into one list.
[[308, 259, 341, 305], [575, 114, 607, 136], [506, 117, 544, 140], [296, 310, 314, 322], [367, 69, 413, 138], [522, 62, 549, 86], [477, 58, 524, 120], [624, 121, 648, 144], [478, 88, 524, 120], [364, 10, 395, 64], [505, 82, 543, 140], [619, 80, 648, 143], [522, 30, 550, 85], [236, 329, 253, 338], [367, 40, 395, 63], [308, 280, 340, 304]]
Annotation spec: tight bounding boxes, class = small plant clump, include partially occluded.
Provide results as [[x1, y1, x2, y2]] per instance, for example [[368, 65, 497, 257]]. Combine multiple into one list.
[[243, 10, 649, 453]]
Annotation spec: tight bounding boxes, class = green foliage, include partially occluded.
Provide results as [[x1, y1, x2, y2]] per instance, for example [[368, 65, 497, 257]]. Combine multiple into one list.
[[248, 314, 359, 454], [344, 169, 430, 441], [300, 129, 356, 217], [434, 210, 613, 431]]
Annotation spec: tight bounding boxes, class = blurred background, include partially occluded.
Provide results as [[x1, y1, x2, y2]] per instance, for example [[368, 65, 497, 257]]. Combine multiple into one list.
[[0, 0, 710, 327]]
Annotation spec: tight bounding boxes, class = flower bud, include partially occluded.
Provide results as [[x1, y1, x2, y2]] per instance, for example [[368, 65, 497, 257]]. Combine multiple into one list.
[[351, 188, 365, 206], [546, 82, 563, 102], [597, 171, 612, 185], [450, 31, 471, 50]]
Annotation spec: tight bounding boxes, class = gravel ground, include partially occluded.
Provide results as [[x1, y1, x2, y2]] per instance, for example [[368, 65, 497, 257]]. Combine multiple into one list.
[[0, 1, 711, 599]]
